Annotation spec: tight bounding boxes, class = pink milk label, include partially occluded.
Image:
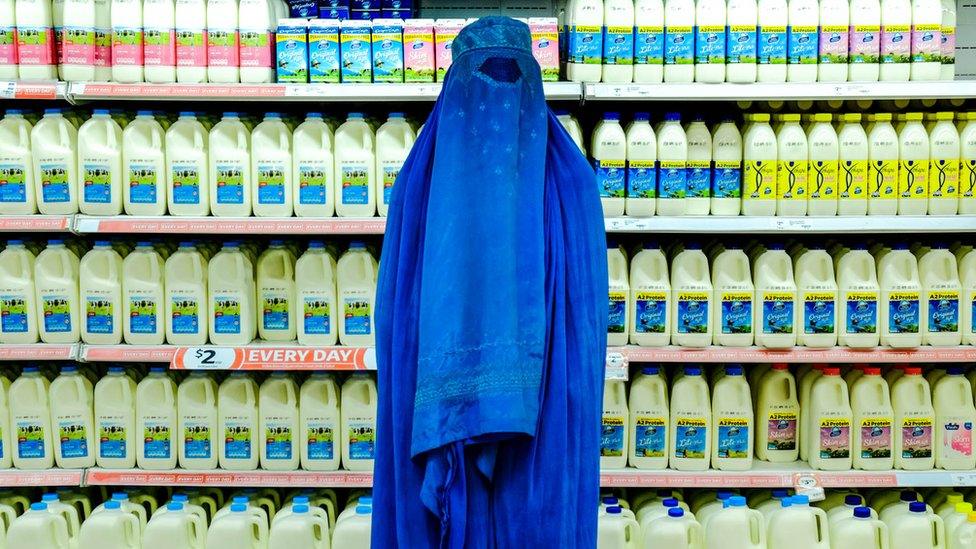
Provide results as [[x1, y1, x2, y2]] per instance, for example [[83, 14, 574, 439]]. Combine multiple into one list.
[[849, 25, 880, 63], [880, 25, 910, 63], [859, 419, 891, 459], [176, 30, 206, 67], [403, 21, 434, 82], [911, 24, 941, 63], [207, 29, 239, 67], [15, 26, 54, 65], [901, 419, 932, 459], [94, 29, 111, 67], [112, 27, 144, 65], [240, 30, 272, 68], [144, 28, 175, 66], [943, 421, 973, 459], [61, 27, 95, 65], [0, 27, 16, 65], [942, 27, 955, 62], [434, 20, 464, 81], [818, 25, 849, 63], [819, 419, 851, 459]]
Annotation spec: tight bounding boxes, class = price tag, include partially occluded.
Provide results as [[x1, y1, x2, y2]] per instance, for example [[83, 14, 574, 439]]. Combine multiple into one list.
[[171, 346, 374, 371], [793, 473, 826, 502], [175, 347, 240, 370], [605, 351, 629, 380]]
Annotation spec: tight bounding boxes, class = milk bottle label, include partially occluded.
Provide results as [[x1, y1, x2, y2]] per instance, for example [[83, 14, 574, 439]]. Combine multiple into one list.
[[788, 26, 818, 65], [601, 415, 625, 457], [0, 27, 16, 65], [928, 291, 959, 333], [176, 29, 207, 67], [889, 292, 920, 333], [143, 419, 172, 458], [39, 162, 71, 203], [758, 25, 788, 65], [128, 162, 159, 204], [744, 160, 775, 199], [881, 25, 910, 64], [803, 292, 835, 334], [634, 291, 666, 333], [240, 30, 272, 69], [594, 160, 626, 199], [309, 25, 341, 83], [61, 27, 96, 65], [676, 291, 708, 334], [342, 292, 371, 335], [846, 292, 878, 334], [767, 411, 798, 450], [0, 164, 27, 203], [929, 158, 960, 199], [86, 296, 114, 334], [819, 418, 851, 459], [941, 420, 972, 459], [901, 418, 933, 458], [762, 292, 794, 334], [303, 294, 331, 334], [674, 417, 707, 458], [608, 291, 626, 334], [860, 418, 892, 459], [261, 291, 289, 331], [215, 162, 245, 204], [962, 160, 976, 199], [850, 25, 881, 63], [635, 25, 665, 64], [83, 162, 113, 204], [112, 28, 145, 65], [603, 26, 634, 65], [298, 161, 329, 205], [720, 292, 753, 334], [809, 160, 838, 200], [58, 418, 89, 458], [340, 162, 370, 205], [658, 161, 687, 198], [213, 293, 242, 334], [257, 162, 287, 205], [942, 27, 955, 64], [634, 416, 666, 457], [819, 26, 849, 63], [870, 160, 898, 200], [347, 418, 374, 459], [144, 29, 176, 67], [207, 29, 240, 67], [182, 418, 211, 459], [727, 25, 758, 64], [265, 420, 293, 460], [687, 160, 711, 198], [381, 159, 403, 206], [776, 160, 808, 200], [717, 417, 750, 458], [95, 30, 112, 68], [664, 26, 694, 65], [306, 420, 334, 460], [16, 419, 45, 458], [567, 25, 602, 65], [172, 161, 201, 204], [0, 295, 29, 333], [911, 24, 941, 63], [713, 160, 742, 198], [223, 419, 252, 459], [16, 27, 55, 65], [840, 160, 868, 200], [627, 160, 656, 199], [171, 295, 199, 334], [695, 26, 726, 65], [42, 295, 72, 332], [99, 418, 127, 458]]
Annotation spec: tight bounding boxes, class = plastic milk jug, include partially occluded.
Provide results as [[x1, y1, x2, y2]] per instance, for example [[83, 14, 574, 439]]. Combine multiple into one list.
[[910, 0, 942, 81], [889, 503, 945, 549], [756, 364, 800, 462], [898, 113, 930, 215], [742, 113, 777, 215], [625, 112, 656, 217], [754, 245, 797, 348], [177, 372, 218, 470], [670, 366, 711, 471], [712, 248, 754, 347], [837, 246, 881, 348], [838, 113, 869, 214], [207, 503, 268, 549], [798, 366, 826, 457], [143, 0, 176, 83], [143, 502, 207, 549], [31, 110, 79, 215], [880, 492, 929, 525], [15, 0, 58, 80], [941, 0, 956, 80], [209, 113, 253, 217], [296, 242, 337, 346], [629, 366, 669, 469], [867, 113, 899, 214], [849, 0, 881, 81], [165, 242, 208, 345], [208, 242, 256, 345], [94, 367, 136, 469], [757, 0, 788, 82], [10, 366, 53, 469], [260, 373, 299, 471], [79, 500, 141, 549], [643, 507, 702, 549], [34, 239, 80, 343], [123, 242, 165, 345], [337, 242, 377, 347], [685, 118, 712, 215], [807, 113, 840, 215], [50, 366, 95, 468], [705, 496, 765, 549], [663, 0, 694, 82], [166, 112, 210, 216], [91, 0, 111, 81], [293, 114, 335, 218], [602, 379, 629, 469], [851, 367, 894, 470], [7, 502, 69, 549], [109, 0, 144, 82], [607, 244, 630, 346], [693, 0, 726, 84], [808, 367, 853, 470], [565, 0, 603, 83], [272, 504, 336, 548], [919, 246, 961, 346], [218, 373, 259, 470], [122, 111, 167, 216], [711, 118, 743, 215], [892, 368, 935, 470], [787, 0, 820, 82], [341, 373, 376, 472], [375, 113, 415, 217], [557, 111, 586, 152], [334, 113, 376, 217], [206, 0, 240, 83], [78, 110, 124, 216], [251, 113, 293, 217], [830, 506, 888, 545], [775, 113, 809, 216], [928, 112, 960, 215], [257, 241, 296, 342], [960, 115, 976, 215], [174, 0, 207, 83], [657, 112, 688, 216], [711, 365, 754, 470], [79, 241, 123, 345], [0, 0, 14, 79], [300, 373, 340, 471], [602, 0, 635, 83], [592, 112, 627, 217], [0, 111, 37, 215], [597, 506, 641, 549], [933, 368, 976, 470], [633, 0, 665, 83], [795, 248, 838, 348], [726, 0, 759, 83], [671, 244, 712, 347], [951, 513, 976, 549], [0, 241, 38, 344], [818, 0, 850, 82], [0, 369, 12, 467], [880, 0, 911, 81], [962, 249, 976, 345], [878, 244, 922, 349], [238, 0, 276, 83], [136, 368, 177, 470]]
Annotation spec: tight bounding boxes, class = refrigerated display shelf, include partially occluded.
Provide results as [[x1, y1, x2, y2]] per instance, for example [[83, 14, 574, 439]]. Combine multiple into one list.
[[72, 216, 387, 235], [613, 345, 976, 363], [604, 215, 976, 234], [584, 81, 976, 102], [0, 344, 78, 360], [0, 81, 66, 100], [0, 215, 72, 232], [84, 468, 374, 488], [0, 469, 84, 487]]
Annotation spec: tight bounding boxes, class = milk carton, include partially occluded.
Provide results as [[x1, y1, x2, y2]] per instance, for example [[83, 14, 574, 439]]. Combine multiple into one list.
[[238, 0, 276, 83], [670, 366, 711, 471], [671, 244, 712, 347], [850, 367, 894, 470], [867, 113, 899, 214], [143, 0, 177, 83], [775, 113, 809, 215], [849, 0, 881, 81], [711, 365, 754, 470], [217, 373, 258, 470], [375, 113, 415, 217], [754, 246, 797, 349], [143, 502, 207, 549], [293, 114, 334, 217], [209, 113, 252, 217], [208, 503, 269, 549], [49, 366, 95, 469], [0, 241, 38, 344], [592, 113, 627, 217], [892, 368, 935, 470], [0, 111, 37, 215], [960, 114, 976, 215], [756, 364, 799, 462], [257, 241, 296, 342], [629, 244, 669, 346], [174, 0, 207, 83], [888, 503, 945, 549], [300, 373, 339, 471], [598, 506, 641, 549], [340, 20, 372, 83], [78, 110, 123, 216], [625, 112, 657, 217], [306, 19, 339, 83], [371, 18, 403, 83], [34, 239, 80, 343], [663, 0, 694, 82], [941, 0, 956, 80], [629, 366, 669, 469], [177, 372, 217, 469], [31, 109, 79, 216], [94, 367, 136, 469], [928, 112, 960, 215], [166, 112, 210, 216], [206, 0, 240, 82], [272, 504, 335, 549], [807, 113, 840, 215], [110, 0, 144, 82], [260, 373, 299, 470], [165, 242, 208, 345], [251, 113, 294, 217], [275, 19, 309, 83], [880, 0, 911, 81], [334, 113, 376, 217], [932, 368, 975, 470], [10, 366, 53, 469], [122, 112, 167, 216], [529, 17, 559, 80], [341, 373, 376, 472], [742, 113, 777, 215], [136, 368, 177, 470], [434, 18, 464, 81], [208, 242, 256, 345], [712, 248, 754, 347], [296, 241, 337, 346], [403, 18, 434, 82], [808, 367, 853, 471], [768, 495, 830, 549], [787, 0, 819, 82], [878, 245, 922, 347], [79, 241, 123, 345], [919, 245, 961, 346], [602, 380, 629, 469], [795, 248, 838, 348], [711, 119, 743, 215], [657, 112, 688, 216], [837, 246, 881, 348], [643, 507, 702, 549], [818, 0, 850, 81], [566, 0, 603, 82]]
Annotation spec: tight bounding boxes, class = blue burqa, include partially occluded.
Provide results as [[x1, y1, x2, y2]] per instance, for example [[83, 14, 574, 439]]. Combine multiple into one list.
[[372, 16, 608, 548]]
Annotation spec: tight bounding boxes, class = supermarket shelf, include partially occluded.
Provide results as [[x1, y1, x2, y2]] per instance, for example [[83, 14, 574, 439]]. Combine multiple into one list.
[[0, 81, 67, 100], [85, 468, 373, 488], [80, 343, 377, 370], [0, 469, 84, 487], [604, 215, 976, 234], [0, 344, 77, 360], [73, 215, 386, 235], [67, 81, 583, 102], [0, 215, 72, 232], [585, 81, 976, 101], [614, 345, 976, 363]]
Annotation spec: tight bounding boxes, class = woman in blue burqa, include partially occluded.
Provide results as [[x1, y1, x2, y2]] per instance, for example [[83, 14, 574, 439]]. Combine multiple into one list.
[[372, 15, 608, 549]]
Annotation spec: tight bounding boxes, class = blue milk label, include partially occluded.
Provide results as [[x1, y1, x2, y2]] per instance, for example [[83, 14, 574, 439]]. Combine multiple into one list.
[[0, 294, 28, 333], [0, 163, 27, 203], [308, 22, 341, 83], [888, 291, 920, 334], [307, 419, 335, 460], [382, 161, 402, 206], [713, 160, 742, 198], [371, 22, 404, 82], [634, 416, 666, 458], [601, 415, 625, 457], [223, 419, 252, 460], [340, 25, 372, 83], [603, 26, 634, 65], [762, 291, 795, 334], [674, 417, 707, 459], [127, 162, 158, 204], [83, 162, 112, 204], [788, 25, 818, 64], [568, 25, 602, 65], [58, 418, 88, 459], [39, 162, 70, 203], [928, 291, 960, 333], [627, 160, 656, 199], [182, 419, 211, 459], [594, 159, 625, 198], [343, 295, 372, 335], [803, 292, 836, 334], [261, 291, 289, 331], [256, 161, 286, 205], [128, 295, 158, 334], [171, 161, 201, 205], [347, 419, 375, 459], [42, 294, 72, 333], [676, 291, 709, 334], [608, 291, 626, 334], [717, 417, 750, 459], [17, 419, 45, 459], [634, 290, 667, 334], [142, 419, 171, 459], [85, 295, 113, 334], [758, 26, 788, 64], [658, 161, 687, 199], [215, 161, 245, 205], [720, 292, 753, 335], [727, 25, 758, 64], [170, 296, 199, 335], [98, 419, 127, 459], [340, 162, 370, 205], [635, 25, 664, 64], [297, 162, 328, 205], [664, 26, 694, 65], [845, 292, 878, 334], [264, 419, 293, 460], [687, 160, 711, 198], [213, 294, 242, 334], [275, 23, 309, 83], [303, 295, 331, 335], [695, 25, 726, 65]]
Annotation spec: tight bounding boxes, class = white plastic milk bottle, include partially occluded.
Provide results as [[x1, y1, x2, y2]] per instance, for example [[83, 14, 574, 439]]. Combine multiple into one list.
[[704, 496, 765, 549], [136, 367, 178, 470], [79, 500, 141, 549], [726, 0, 759, 83], [79, 241, 123, 345], [757, 0, 788, 82], [928, 112, 960, 215], [933, 368, 975, 470], [94, 366, 136, 469], [711, 365, 754, 470], [625, 113, 657, 217], [166, 112, 209, 216], [597, 506, 641, 549], [123, 242, 165, 345], [663, 0, 694, 82], [880, 0, 911, 80], [921, 245, 963, 345], [962, 249, 976, 345], [671, 244, 712, 347], [776, 113, 809, 215], [712, 118, 743, 215], [177, 372, 218, 469], [143, 0, 177, 83], [257, 240, 296, 342], [8, 502, 70, 549], [756, 364, 799, 462], [808, 367, 853, 471], [602, 0, 635, 83], [868, 113, 899, 214], [207, 503, 269, 549], [657, 112, 688, 216], [208, 242, 256, 345], [592, 113, 627, 217], [300, 373, 340, 471], [634, 0, 665, 83], [10, 366, 54, 469], [795, 247, 838, 348], [376, 113, 416, 217], [712, 248, 754, 347], [629, 244, 670, 346], [849, 0, 881, 81], [892, 367, 935, 470], [0, 0, 15, 79], [78, 110, 123, 216], [602, 379, 629, 469], [742, 113, 777, 215], [122, 111, 167, 216], [565, 0, 603, 83], [807, 113, 840, 215], [34, 239, 80, 343], [851, 367, 894, 470], [296, 241, 337, 346], [165, 242, 208, 345], [209, 113, 253, 217], [0, 240, 38, 344], [252, 113, 293, 217], [961, 114, 976, 215], [685, 117, 712, 215], [838, 245, 881, 348], [293, 113, 335, 218], [50, 366, 95, 468], [694, 0, 726, 84], [218, 373, 259, 470], [888, 503, 945, 549], [174, 0, 207, 83], [337, 242, 377, 346], [206, 0, 240, 83], [238, 0, 276, 83], [334, 113, 376, 217], [768, 495, 830, 549], [629, 366, 669, 469], [670, 366, 711, 471], [838, 113, 869, 214], [109, 0, 144, 82], [341, 373, 377, 472], [879, 243, 923, 347], [260, 373, 299, 471], [15, 0, 58, 80], [754, 245, 797, 348], [818, 0, 850, 82], [910, 0, 942, 81], [787, 0, 820, 82], [0, 111, 37, 215], [607, 244, 630, 346], [898, 113, 930, 214], [142, 502, 207, 549], [31, 109, 79, 216]]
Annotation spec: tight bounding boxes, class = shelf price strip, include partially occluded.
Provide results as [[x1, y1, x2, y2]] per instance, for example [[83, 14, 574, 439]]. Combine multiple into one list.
[[171, 346, 376, 371]]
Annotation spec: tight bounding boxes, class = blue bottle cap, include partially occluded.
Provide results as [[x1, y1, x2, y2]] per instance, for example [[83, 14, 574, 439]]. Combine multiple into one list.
[[105, 500, 122, 510], [31, 502, 47, 511], [293, 504, 309, 514], [725, 365, 743, 376], [231, 503, 248, 513], [355, 504, 371, 515], [728, 496, 747, 507], [44, 108, 62, 115], [641, 366, 660, 376], [634, 112, 650, 121], [684, 366, 702, 376], [844, 495, 863, 506], [136, 110, 154, 117], [112, 492, 129, 500], [172, 494, 188, 502], [606, 506, 622, 514], [348, 113, 364, 119], [664, 112, 681, 121], [307, 112, 323, 119], [93, 109, 110, 115], [772, 489, 790, 499], [308, 241, 325, 249], [791, 495, 810, 505], [668, 507, 684, 518], [603, 112, 620, 121], [167, 502, 184, 511], [108, 366, 125, 374], [294, 496, 310, 504], [602, 497, 619, 505], [853, 507, 872, 519], [61, 366, 77, 373], [47, 239, 64, 245], [909, 502, 927, 513], [179, 111, 196, 117], [42, 493, 59, 502], [23, 366, 39, 373], [663, 498, 679, 508]]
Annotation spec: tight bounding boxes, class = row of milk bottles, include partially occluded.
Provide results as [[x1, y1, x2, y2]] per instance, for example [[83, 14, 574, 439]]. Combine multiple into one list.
[[5, 489, 371, 549], [0, 238, 378, 346], [1, 364, 378, 471], [565, 0, 956, 84], [608, 240, 976, 348], [0, 108, 417, 217], [0, 0, 286, 83], [589, 110, 976, 218]]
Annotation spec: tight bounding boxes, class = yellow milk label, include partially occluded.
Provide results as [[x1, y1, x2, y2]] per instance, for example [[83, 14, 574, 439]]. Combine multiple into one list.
[[929, 158, 960, 199], [899, 159, 929, 199], [962, 158, 976, 198], [776, 159, 808, 200], [744, 160, 776, 200], [870, 160, 898, 199], [808, 159, 839, 200], [840, 159, 868, 199]]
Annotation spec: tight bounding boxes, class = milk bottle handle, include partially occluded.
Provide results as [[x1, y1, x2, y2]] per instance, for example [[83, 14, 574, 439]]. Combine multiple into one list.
[[193, 128, 205, 150], [236, 128, 248, 151], [123, 512, 140, 548], [688, 521, 703, 548], [17, 123, 29, 146], [932, 514, 946, 547], [250, 514, 269, 546], [58, 121, 71, 148], [813, 508, 829, 543], [244, 380, 256, 404], [278, 129, 289, 151], [748, 509, 765, 545], [204, 380, 216, 403], [876, 520, 891, 549], [285, 382, 297, 407], [192, 255, 205, 283], [188, 512, 207, 548], [164, 379, 176, 405]]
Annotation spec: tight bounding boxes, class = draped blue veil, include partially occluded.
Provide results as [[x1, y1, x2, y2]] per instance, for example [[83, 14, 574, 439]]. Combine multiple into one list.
[[372, 16, 608, 548]]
